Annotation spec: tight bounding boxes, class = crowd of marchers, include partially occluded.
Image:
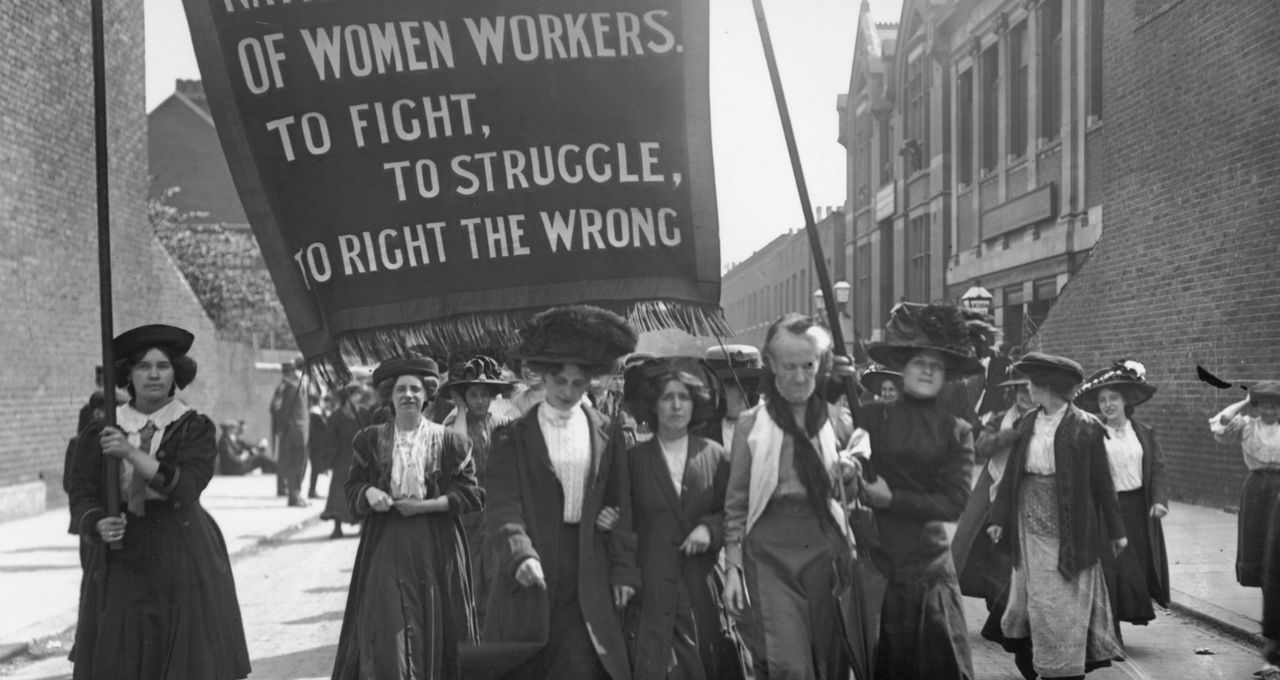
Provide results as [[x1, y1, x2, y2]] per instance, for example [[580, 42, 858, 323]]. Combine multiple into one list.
[[60, 301, 1280, 680]]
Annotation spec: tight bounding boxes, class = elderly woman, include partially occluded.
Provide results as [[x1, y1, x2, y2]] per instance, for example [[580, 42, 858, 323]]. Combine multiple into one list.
[[320, 383, 373, 539], [66, 324, 250, 680], [482, 305, 637, 680], [861, 302, 977, 680], [720, 313, 856, 680], [607, 358, 730, 680], [441, 355, 515, 627], [1075, 361, 1169, 631], [988, 352, 1126, 680], [331, 354, 483, 680]]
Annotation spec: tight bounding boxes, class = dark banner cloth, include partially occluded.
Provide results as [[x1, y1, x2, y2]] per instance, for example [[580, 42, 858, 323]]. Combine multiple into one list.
[[183, 0, 722, 377]]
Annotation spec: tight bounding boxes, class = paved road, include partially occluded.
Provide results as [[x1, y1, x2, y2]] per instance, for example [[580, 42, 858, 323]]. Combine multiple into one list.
[[2, 520, 1266, 680]]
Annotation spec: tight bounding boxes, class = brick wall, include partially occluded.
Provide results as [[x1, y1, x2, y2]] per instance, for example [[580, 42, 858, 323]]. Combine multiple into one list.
[[1034, 0, 1280, 507], [0, 2, 275, 512]]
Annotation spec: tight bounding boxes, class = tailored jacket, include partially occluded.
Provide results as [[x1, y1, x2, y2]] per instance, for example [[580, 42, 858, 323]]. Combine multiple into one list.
[[1131, 418, 1171, 606], [989, 404, 1126, 578], [481, 404, 631, 680], [344, 421, 483, 518], [609, 435, 730, 680]]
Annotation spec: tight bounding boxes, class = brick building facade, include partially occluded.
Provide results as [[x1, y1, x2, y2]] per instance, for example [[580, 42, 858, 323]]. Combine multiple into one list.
[[149, 79, 249, 229], [0, 2, 271, 519], [838, 0, 1105, 347], [720, 208, 848, 350], [1034, 0, 1280, 508]]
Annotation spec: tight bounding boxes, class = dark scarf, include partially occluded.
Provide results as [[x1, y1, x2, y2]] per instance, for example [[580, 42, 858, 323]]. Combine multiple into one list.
[[762, 372, 836, 529]]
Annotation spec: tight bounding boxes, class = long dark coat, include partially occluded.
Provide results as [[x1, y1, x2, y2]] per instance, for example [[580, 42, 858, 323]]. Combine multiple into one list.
[[320, 404, 369, 524], [67, 410, 251, 680], [1115, 419, 1171, 606], [989, 405, 1126, 578], [332, 421, 483, 679], [480, 404, 631, 680], [611, 436, 730, 680]]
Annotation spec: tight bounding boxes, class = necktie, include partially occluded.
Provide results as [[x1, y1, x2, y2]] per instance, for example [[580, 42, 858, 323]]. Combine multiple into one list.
[[127, 421, 158, 516]]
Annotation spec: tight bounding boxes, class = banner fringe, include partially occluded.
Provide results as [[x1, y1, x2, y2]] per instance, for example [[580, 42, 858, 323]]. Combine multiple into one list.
[[304, 300, 730, 388]]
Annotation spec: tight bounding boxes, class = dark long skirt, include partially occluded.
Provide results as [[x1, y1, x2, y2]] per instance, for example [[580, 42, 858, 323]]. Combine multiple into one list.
[[502, 524, 609, 680], [72, 501, 250, 680], [1262, 492, 1280, 640], [742, 498, 848, 680], [332, 511, 475, 680], [460, 512, 493, 630], [1101, 490, 1159, 624], [321, 451, 357, 524], [874, 537, 974, 680], [1238, 470, 1280, 587]]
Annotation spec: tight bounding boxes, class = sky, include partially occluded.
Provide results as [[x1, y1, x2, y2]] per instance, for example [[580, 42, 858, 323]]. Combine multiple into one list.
[[144, 0, 903, 270]]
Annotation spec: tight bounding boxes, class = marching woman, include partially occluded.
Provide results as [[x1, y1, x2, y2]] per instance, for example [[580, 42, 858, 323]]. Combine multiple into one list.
[[441, 355, 515, 628], [1211, 382, 1280, 590], [607, 358, 731, 680], [952, 367, 1036, 659], [482, 305, 637, 680], [859, 364, 903, 405], [1075, 361, 1170, 631], [721, 313, 856, 680], [331, 354, 483, 680], [320, 383, 372, 539], [66, 324, 250, 680], [988, 352, 1126, 680], [861, 302, 977, 680]]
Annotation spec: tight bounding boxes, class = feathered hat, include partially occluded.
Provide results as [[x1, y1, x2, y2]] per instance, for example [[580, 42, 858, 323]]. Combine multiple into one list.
[[443, 355, 514, 396], [866, 302, 984, 377], [508, 305, 638, 373], [1074, 360, 1156, 412]]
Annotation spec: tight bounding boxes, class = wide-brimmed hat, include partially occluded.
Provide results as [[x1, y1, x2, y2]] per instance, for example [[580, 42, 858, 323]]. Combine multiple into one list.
[[113, 324, 194, 360], [1250, 381, 1280, 404], [1013, 352, 1085, 384], [1074, 360, 1156, 412], [866, 303, 983, 377], [859, 365, 903, 393], [623, 356, 723, 428], [371, 354, 440, 387], [443, 355, 514, 396], [997, 366, 1031, 388], [705, 344, 765, 388], [508, 305, 637, 371]]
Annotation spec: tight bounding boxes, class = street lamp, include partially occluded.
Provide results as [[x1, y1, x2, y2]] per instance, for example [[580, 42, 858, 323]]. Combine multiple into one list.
[[961, 285, 994, 316], [833, 280, 851, 306], [812, 288, 825, 313]]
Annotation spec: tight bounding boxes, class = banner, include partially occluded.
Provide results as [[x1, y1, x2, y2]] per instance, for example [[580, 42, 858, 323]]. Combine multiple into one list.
[[183, 0, 723, 377]]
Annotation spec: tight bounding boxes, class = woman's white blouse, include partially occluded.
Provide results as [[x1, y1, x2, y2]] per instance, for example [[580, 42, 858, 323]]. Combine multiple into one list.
[[1211, 412, 1280, 470], [1024, 405, 1068, 475], [390, 419, 439, 499], [1104, 420, 1144, 492]]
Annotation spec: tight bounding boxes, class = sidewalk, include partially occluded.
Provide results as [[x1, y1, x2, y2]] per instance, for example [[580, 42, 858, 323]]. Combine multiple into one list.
[[1163, 500, 1264, 645], [0, 474, 324, 662]]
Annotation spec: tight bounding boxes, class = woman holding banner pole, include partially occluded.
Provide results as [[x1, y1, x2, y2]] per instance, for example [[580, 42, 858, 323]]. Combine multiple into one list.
[[66, 324, 251, 680]]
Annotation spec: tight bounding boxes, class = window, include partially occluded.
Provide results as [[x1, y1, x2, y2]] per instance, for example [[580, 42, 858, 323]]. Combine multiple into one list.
[[905, 215, 931, 302], [854, 243, 873, 337], [1089, 0, 1104, 120], [905, 52, 930, 174], [1040, 0, 1063, 141], [1003, 284, 1025, 347], [878, 116, 894, 184], [981, 44, 999, 172], [1026, 276, 1058, 337], [856, 112, 871, 203], [1009, 22, 1028, 158], [957, 68, 974, 185]]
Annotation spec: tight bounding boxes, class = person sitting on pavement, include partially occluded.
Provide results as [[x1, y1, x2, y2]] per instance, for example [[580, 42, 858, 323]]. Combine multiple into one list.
[[1075, 361, 1170, 637], [66, 323, 251, 680], [216, 420, 275, 476]]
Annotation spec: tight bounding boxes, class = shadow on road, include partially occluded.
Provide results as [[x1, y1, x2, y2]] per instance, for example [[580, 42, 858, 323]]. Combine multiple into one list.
[[250, 643, 338, 679], [283, 610, 344, 626]]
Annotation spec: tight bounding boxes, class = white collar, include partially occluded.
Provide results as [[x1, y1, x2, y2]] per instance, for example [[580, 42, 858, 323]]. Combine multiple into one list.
[[117, 400, 191, 434]]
